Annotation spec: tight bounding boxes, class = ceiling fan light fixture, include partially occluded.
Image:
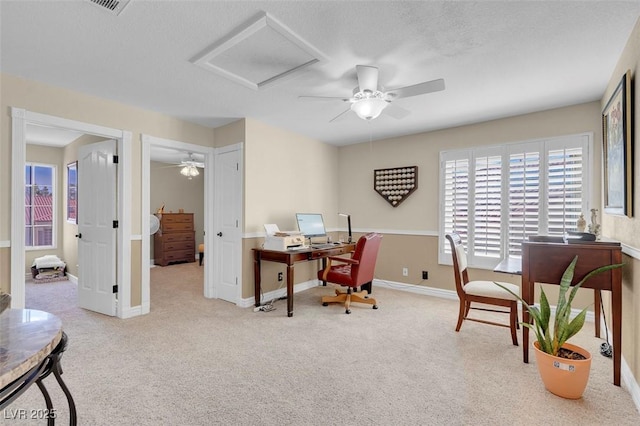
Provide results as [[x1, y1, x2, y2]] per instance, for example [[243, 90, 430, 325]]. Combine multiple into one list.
[[180, 164, 200, 179], [351, 97, 388, 121]]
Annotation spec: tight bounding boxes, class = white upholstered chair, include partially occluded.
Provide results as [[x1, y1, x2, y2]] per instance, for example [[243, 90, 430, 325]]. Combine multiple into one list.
[[445, 233, 520, 345]]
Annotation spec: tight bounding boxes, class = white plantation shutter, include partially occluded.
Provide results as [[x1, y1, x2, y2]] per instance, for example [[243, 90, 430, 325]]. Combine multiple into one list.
[[508, 150, 540, 256], [547, 147, 584, 234], [442, 156, 469, 252], [474, 154, 502, 258], [439, 133, 590, 267]]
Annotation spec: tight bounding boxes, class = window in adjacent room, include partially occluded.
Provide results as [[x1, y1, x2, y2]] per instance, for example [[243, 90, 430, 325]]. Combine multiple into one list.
[[25, 163, 56, 249], [439, 133, 591, 269]]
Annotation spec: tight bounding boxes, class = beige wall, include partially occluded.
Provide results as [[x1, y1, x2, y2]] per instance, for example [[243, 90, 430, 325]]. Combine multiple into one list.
[[241, 118, 339, 297], [0, 73, 215, 302], [150, 161, 205, 260], [600, 17, 640, 386]]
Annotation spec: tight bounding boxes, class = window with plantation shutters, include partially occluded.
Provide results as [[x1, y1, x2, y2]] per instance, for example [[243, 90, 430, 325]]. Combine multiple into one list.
[[439, 133, 591, 268]]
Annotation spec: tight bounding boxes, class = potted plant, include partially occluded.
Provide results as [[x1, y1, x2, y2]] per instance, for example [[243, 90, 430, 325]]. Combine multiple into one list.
[[496, 256, 623, 399]]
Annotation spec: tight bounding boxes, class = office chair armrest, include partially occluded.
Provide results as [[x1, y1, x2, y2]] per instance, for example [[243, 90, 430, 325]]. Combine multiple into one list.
[[325, 256, 359, 265], [320, 256, 359, 281]]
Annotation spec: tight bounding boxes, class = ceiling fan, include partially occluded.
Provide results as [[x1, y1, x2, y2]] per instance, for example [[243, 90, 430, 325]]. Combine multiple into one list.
[[158, 152, 204, 179], [299, 65, 445, 122]]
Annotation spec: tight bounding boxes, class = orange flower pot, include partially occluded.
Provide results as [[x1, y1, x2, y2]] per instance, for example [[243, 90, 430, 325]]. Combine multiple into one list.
[[533, 341, 592, 399]]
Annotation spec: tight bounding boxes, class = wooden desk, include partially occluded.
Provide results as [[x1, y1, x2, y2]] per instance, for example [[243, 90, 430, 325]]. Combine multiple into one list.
[[519, 241, 623, 386], [253, 243, 356, 317]]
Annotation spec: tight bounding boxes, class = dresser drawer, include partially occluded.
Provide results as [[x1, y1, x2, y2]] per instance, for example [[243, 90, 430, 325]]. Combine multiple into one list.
[[161, 240, 195, 252], [162, 214, 193, 223], [163, 222, 194, 232], [162, 249, 195, 262], [162, 232, 194, 243]]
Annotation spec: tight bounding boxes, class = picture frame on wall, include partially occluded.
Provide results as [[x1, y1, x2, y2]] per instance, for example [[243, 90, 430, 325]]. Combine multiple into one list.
[[602, 70, 633, 217], [67, 161, 78, 223]]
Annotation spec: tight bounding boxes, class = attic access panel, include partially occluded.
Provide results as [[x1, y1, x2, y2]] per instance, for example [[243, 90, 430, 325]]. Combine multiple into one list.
[[374, 166, 418, 207], [192, 12, 327, 90]]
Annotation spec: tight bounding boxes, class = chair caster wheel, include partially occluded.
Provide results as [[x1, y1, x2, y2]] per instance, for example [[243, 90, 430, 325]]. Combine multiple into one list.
[[372, 305, 378, 309], [322, 302, 328, 306], [345, 309, 351, 314]]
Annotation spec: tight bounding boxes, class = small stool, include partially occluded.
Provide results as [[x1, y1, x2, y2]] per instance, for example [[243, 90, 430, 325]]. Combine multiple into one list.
[[198, 244, 205, 266]]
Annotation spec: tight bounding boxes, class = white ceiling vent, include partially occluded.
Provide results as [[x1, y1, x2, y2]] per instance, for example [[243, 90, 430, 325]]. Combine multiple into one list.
[[191, 12, 327, 90], [87, 0, 131, 16]]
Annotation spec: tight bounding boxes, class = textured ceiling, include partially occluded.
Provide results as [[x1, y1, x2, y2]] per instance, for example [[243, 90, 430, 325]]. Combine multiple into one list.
[[2, 1, 640, 147]]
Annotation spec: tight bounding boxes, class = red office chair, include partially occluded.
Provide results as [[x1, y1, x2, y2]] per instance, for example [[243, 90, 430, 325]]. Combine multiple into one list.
[[318, 233, 382, 314]]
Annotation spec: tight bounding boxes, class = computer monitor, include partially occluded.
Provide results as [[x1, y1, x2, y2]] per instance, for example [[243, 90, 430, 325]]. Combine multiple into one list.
[[295, 213, 327, 238]]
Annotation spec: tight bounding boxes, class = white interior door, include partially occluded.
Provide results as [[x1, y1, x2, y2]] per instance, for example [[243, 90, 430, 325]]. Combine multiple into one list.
[[77, 139, 117, 315], [214, 146, 242, 303]]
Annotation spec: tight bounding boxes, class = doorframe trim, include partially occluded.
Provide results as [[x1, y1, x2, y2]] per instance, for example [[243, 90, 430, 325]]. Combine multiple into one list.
[[141, 134, 214, 313], [10, 107, 132, 318]]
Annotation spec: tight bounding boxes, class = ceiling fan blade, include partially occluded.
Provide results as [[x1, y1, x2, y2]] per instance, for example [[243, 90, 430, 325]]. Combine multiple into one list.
[[356, 65, 379, 92], [329, 108, 352, 122], [383, 103, 411, 120], [387, 78, 445, 99], [298, 95, 350, 102]]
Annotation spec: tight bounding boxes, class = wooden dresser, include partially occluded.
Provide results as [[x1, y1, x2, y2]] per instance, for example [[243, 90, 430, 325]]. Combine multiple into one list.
[[154, 213, 196, 266]]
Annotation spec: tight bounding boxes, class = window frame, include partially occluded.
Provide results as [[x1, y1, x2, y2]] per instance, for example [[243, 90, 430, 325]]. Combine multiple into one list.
[[25, 162, 57, 250], [438, 133, 592, 269]]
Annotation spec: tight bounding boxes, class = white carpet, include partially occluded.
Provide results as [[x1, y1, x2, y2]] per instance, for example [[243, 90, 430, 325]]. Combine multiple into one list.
[[9, 262, 639, 425]]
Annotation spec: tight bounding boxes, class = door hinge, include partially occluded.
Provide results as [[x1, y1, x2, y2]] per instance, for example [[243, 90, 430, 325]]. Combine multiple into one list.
[[113, 220, 119, 228], [113, 155, 119, 164], [236, 163, 239, 171], [112, 285, 118, 293]]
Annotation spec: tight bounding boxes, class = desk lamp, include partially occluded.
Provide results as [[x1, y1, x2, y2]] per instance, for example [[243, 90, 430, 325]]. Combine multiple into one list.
[[338, 213, 352, 243]]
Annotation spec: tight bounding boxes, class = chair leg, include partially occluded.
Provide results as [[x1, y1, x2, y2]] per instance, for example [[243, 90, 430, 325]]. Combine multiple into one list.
[[455, 298, 466, 332]]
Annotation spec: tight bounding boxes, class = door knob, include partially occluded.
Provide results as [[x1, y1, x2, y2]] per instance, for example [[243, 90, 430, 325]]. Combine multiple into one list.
[[75, 233, 82, 238], [217, 232, 223, 237]]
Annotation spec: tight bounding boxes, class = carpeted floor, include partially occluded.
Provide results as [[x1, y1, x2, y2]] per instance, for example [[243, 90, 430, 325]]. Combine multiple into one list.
[[8, 262, 639, 425]]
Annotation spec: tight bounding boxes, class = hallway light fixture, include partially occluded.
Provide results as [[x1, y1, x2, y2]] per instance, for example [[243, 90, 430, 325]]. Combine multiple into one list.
[[180, 164, 200, 179]]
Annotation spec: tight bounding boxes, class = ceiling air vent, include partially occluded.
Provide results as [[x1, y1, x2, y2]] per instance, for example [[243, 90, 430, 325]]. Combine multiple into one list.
[[87, 0, 131, 16]]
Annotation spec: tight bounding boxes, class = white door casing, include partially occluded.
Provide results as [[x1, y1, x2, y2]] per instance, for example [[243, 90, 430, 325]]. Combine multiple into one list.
[[140, 134, 214, 313], [10, 108, 132, 317], [214, 144, 243, 304], [77, 140, 117, 316]]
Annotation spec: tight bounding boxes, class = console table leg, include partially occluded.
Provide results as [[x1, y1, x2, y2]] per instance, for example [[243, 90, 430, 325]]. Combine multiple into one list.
[[52, 363, 77, 425], [35, 380, 54, 426]]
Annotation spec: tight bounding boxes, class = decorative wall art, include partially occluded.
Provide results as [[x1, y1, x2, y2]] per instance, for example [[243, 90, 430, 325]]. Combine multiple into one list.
[[602, 70, 633, 217], [374, 166, 418, 207]]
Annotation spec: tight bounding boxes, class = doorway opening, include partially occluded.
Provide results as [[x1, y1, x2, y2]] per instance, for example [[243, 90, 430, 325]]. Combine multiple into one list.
[[141, 135, 214, 314], [11, 108, 132, 317]]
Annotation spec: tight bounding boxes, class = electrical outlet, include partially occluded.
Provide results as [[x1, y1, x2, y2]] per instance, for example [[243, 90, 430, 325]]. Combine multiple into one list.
[[278, 272, 283, 282], [422, 271, 429, 280], [402, 267, 408, 277]]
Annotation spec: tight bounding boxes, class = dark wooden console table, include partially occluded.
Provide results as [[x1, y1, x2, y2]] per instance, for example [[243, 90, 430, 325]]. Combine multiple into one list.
[[253, 243, 356, 317], [519, 240, 623, 386]]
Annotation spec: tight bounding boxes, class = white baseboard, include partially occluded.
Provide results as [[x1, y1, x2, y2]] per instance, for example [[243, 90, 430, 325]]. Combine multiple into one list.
[[238, 279, 319, 308]]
